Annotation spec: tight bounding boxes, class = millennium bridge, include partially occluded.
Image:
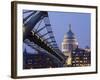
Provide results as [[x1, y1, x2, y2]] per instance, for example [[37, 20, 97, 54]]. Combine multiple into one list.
[[23, 10, 66, 68]]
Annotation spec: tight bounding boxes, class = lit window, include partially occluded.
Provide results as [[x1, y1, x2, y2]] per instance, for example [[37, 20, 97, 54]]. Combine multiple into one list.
[[73, 51, 75, 54], [73, 61, 75, 63], [76, 64, 79, 66], [76, 57, 79, 59], [76, 61, 79, 63], [80, 61, 82, 63]]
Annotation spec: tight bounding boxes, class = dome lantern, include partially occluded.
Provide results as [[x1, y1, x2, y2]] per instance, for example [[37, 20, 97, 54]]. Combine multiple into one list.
[[66, 24, 75, 39]]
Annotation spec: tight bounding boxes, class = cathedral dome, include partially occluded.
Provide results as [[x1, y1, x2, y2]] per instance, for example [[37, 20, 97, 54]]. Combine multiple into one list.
[[61, 24, 78, 54], [66, 24, 76, 39]]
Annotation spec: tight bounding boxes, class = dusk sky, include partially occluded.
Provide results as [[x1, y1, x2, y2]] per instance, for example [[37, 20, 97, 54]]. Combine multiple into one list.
[[23, 10, 91, 53], [48, 11, 91, 49]]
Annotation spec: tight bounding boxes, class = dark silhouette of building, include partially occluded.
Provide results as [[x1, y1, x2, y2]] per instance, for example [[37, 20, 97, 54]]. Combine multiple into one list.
[[23, 49, 63, 69], [71, 46, 91, 67]]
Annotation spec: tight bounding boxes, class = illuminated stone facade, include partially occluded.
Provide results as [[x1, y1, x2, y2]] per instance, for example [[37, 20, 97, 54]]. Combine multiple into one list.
[[61, 24, 78, 66], [61, 24, 91, 67]]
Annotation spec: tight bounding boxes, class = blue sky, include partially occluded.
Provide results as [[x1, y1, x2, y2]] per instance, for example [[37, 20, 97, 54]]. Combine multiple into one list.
[[23, 10, 91, 53], [48, 11, 91, 49]]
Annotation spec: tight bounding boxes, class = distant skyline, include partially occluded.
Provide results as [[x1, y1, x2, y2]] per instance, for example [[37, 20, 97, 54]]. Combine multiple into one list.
[[23, 10, 91, 53], [48, 11, 91, 49]]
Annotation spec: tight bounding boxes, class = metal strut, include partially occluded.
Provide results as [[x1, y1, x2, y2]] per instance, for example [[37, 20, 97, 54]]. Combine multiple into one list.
[[23, 11, 66, 65]]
